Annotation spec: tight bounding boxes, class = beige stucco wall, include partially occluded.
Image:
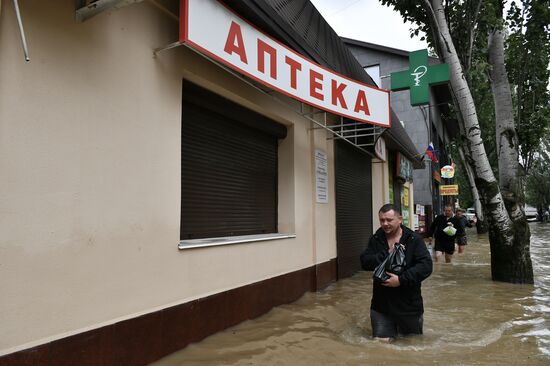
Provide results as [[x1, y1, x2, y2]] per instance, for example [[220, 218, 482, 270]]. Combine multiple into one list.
[[0, 1, 336, 354]]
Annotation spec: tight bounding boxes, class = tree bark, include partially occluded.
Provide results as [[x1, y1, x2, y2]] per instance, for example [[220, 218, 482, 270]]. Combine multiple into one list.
[[487, 13, 533, 283], [426, 0, 533, 283], [458, 146, 488, 233]]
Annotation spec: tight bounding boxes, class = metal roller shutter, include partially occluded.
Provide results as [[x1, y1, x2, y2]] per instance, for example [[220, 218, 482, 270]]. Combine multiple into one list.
[[335, 140, 373, 279], [181, 83, 285, 240]]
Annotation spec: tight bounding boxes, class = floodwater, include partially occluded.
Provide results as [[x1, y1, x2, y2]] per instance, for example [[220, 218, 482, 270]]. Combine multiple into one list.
[[152, 224, 550, 366]]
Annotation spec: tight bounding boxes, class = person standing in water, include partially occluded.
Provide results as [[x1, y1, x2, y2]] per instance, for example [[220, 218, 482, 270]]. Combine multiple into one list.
[[360, 204, 433, 340], [455, 208, 476, 254], [427, 205, 461, 263]]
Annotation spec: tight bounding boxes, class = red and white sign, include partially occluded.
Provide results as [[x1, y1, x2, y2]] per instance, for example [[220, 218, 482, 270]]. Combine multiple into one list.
[[180, 0, 390, 127]]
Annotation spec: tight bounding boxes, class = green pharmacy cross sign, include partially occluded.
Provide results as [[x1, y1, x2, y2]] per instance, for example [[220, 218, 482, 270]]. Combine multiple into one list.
[[390, 49, 449, 106]]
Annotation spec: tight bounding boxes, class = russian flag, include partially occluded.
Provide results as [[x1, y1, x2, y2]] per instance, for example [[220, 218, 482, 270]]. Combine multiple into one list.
[[425, 143, 438, 163]]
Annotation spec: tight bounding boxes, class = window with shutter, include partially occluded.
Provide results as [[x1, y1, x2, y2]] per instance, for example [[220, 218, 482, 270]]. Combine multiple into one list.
[[181, 82, 286, 240]]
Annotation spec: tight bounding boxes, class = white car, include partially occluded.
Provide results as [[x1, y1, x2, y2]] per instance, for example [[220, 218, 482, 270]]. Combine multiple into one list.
[[525, 205, 538, 222], [465, 208, 476, 222]]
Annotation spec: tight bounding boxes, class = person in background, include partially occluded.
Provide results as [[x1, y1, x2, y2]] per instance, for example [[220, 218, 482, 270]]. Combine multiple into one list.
[[455, 208, 476, 254], [427, 205, 461, 263], [360, 204, 433, 341]]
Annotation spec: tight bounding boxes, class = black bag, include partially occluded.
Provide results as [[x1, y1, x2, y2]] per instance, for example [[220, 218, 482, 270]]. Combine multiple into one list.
[[373, 244, 406, 283]]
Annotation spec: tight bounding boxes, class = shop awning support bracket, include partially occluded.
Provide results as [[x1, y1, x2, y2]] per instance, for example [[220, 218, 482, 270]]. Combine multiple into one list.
[[12, 0, 30, 62], [153, 41, 183, 57]]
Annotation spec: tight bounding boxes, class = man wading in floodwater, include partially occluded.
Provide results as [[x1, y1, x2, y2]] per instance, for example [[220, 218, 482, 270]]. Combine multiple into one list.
[[427, 205, 461, 263], [360, 204, 433, 340]]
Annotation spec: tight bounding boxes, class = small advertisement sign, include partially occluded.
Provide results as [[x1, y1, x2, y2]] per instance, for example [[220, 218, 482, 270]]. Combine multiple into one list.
[[315, 149, 328, 203], [397, 153, 413, 182], [415, 204, 426, 233], [441, 164, 455, 178], [440, 184, 459, 196]]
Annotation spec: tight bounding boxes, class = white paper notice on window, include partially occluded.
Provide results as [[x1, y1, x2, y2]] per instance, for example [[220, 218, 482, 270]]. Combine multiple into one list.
[[315, 149, 328, 204]]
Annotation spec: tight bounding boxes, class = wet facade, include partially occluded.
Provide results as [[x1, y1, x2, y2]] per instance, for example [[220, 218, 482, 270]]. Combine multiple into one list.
[[0, 1, 421, 364]]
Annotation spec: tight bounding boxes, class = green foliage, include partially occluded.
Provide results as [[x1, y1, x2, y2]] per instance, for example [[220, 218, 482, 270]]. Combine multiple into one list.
[[525, 150, 550, 211], [380, 0, 500, 170], [379, 1, 431, 46], [449, 142, 474, 209], [380, 0, 550, 177], [506, 0, 550, 173]]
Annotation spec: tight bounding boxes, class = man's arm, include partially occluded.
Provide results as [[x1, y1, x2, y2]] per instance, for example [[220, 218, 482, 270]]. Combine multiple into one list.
[[398, 237, 433, 287], [427, 215, 438, 238], [360, 237, 386, 271]]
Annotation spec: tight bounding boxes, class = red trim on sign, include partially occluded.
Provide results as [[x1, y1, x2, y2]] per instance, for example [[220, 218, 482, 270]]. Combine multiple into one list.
[[179, 0, 189, 42]]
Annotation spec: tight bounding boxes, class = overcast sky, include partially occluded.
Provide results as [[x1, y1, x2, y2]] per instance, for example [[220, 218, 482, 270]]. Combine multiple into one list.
[[309, 0, 429, 52]]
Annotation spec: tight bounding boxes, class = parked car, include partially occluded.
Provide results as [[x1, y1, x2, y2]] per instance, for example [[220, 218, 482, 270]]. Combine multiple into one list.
[[525, 205, 538, 222], [465, 207, 476, 222]]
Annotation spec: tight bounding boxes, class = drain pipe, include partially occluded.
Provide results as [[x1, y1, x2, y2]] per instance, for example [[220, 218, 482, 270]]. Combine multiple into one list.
[[13, 0, 30, 61]]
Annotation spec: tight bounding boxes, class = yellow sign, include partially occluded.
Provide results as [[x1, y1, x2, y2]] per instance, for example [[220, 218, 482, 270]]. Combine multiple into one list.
[[440, 184, 459, 196], [402, 186, 410, 227]]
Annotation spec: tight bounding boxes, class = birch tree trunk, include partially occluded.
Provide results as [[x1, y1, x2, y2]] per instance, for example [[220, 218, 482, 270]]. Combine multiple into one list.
[[458, 147, 488, 233], [487, 20, 533, 282], [426, 0, 533, 283]]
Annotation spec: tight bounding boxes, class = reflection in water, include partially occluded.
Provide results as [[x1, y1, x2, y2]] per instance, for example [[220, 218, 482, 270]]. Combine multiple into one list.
[[152, 224, 550, 365]]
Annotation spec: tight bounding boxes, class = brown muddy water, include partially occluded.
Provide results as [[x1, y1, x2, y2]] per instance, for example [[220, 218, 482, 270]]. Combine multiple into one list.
[[152, 224, 550, 365]]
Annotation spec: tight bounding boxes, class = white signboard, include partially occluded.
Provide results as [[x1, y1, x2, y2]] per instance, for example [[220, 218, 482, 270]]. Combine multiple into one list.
[[315, 149, 328, 204], [180, 0, 390, 127]]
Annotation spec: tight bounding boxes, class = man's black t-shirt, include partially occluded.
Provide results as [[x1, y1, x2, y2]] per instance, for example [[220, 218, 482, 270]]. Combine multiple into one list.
[[428, 214, 461, 245]]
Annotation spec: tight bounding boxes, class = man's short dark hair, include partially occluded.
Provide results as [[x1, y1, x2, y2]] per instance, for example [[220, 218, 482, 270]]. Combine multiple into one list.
[[379, 203, 401, 216]]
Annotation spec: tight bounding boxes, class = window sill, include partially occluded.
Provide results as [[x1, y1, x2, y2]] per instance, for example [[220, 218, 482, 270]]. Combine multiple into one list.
[[178, 233, 296, 250]]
